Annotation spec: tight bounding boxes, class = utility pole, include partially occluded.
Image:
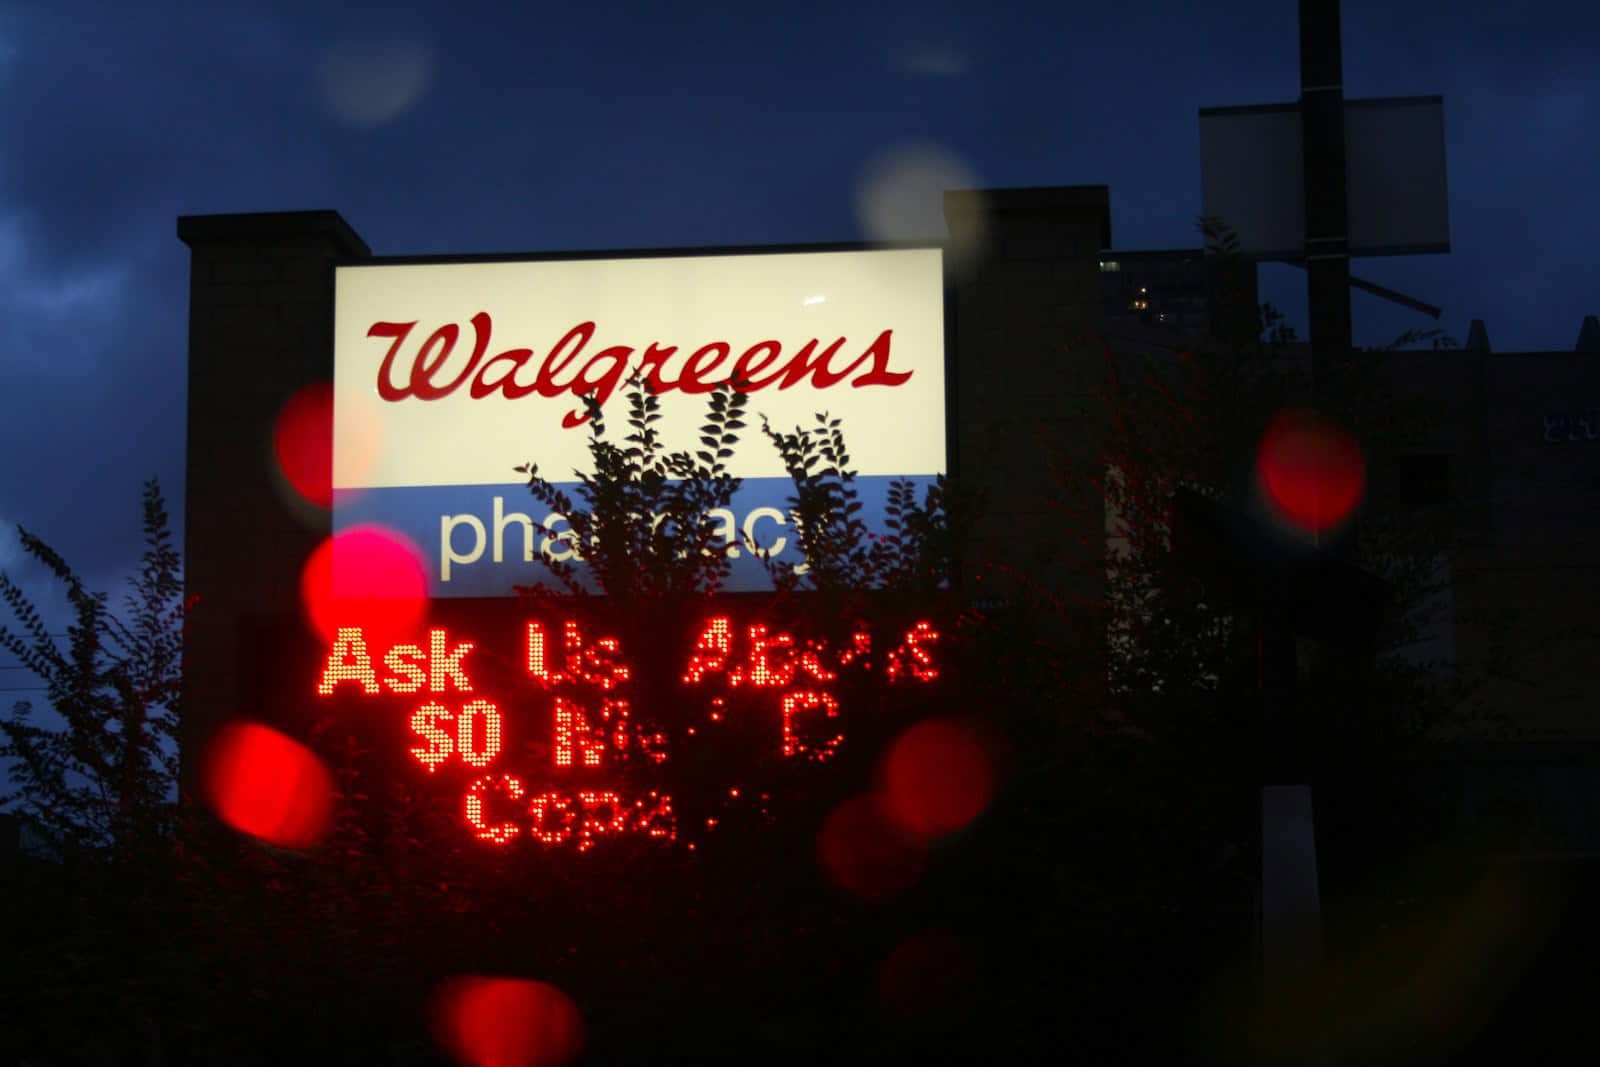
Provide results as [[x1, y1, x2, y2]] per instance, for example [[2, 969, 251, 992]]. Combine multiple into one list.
[[1198, 0, 1449, 984], [1257, 0, 1353, 985], [1299, 0, 1354, 393], [1301, 0, 1359, 558]]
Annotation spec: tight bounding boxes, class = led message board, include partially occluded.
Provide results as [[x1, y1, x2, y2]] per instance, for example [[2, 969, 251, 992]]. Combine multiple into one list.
[[333, 248, 947, 596], [311, 609, 942, 849]]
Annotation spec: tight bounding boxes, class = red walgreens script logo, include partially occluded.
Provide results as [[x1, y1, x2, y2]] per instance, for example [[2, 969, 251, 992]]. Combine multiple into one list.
[[367, 312, 912, 428]]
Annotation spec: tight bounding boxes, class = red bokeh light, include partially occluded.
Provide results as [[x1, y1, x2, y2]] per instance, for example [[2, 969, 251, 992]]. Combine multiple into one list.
[[880, 719, 993, 840], [1256, 409, 1366, 532], [273, 382, 335, 508], [876, 928, 980, 1030], [430, 976, 584, 1067], [300, 525, 428, 646], [201, 721, 333, 848], [816, 794, 927, 899]]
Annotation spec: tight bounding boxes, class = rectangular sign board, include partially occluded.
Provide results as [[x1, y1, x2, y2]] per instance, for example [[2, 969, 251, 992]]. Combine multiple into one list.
[[1199, 95, 1451, 260], [333, 248, 947, 596]]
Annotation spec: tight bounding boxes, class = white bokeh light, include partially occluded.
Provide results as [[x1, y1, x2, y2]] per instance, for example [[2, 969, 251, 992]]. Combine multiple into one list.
[[889, 43, 970, 77], [856, 142, 988, 274], [319, 40, 435, 128]]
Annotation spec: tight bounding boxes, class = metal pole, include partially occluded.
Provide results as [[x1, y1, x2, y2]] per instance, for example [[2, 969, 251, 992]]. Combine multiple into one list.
[[1256, 0, 1347, 985], [1300, 0, 1353, 393]]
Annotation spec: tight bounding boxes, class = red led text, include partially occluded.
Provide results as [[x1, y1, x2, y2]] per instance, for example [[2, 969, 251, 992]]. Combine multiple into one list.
[[313, 616, 940, 848]]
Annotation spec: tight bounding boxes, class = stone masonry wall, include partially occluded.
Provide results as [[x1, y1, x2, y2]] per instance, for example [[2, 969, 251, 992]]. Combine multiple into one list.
[[944, 187, 1110, 613], [177, 211, 369, 788]]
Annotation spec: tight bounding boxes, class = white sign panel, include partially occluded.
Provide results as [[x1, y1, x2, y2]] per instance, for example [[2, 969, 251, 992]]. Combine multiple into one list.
[[333, 248, 946, 595], [1199, 96, 1450, 260]]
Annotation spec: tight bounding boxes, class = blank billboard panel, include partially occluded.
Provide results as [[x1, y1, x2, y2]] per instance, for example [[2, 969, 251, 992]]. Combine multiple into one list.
[[1199, 96, 1450, 260], [1199, 104, 1306, 260], [1344, 97, 1451, 257]]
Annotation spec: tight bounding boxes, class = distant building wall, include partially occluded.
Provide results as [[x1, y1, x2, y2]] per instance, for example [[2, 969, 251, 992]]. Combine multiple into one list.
[[1096, 248, 1259, 339], [1372, 343, 1600, 739], [1453, 351, 1600, 738]]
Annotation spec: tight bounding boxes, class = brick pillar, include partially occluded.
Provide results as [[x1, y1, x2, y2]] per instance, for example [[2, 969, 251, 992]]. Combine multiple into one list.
[[944, 187, 1110, 606], [176, 211, 369, 789]]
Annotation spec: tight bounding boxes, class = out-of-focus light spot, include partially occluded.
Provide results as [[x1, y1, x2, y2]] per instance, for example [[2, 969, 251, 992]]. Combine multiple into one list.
[[889, 43, 970, 77], [430, 976, 584, 1067], [202, 721, 332, 849], [803, 293, 826, 306], [339, 385, 388, 489], [273, 383, 334, 508], [1237, 862, 1547, 1065], [880, 719, 992, 839], [1256, 409, 1366, 532], [817, 794, 926, 899], [876, 928, 980, 1032], [300, 525, 428, 647], [271, 382, 383, 521], [856, 142, 986, 276], [319, 40, 434, 128]]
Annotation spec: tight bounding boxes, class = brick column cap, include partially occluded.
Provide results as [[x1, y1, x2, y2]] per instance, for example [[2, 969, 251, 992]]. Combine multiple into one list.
[[177, 210, 370, 258], [944, 185, 1112, 249]]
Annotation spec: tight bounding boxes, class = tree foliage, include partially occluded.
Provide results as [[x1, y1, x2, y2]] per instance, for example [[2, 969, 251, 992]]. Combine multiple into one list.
[[513, 377, 970, 609], [0, 479, 185, 858], [515, 379, 748, 601], [1071, 217, 1489, 758], [760, 411, 967, 599]]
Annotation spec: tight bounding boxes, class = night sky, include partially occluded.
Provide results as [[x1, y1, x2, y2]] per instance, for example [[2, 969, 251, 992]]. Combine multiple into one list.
[[1, 0, 1595, 625]]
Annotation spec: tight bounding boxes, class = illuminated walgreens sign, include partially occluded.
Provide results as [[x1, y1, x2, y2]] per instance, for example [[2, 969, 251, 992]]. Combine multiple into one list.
[[333, 248, 946, 596], [314, 616, 941, 848]]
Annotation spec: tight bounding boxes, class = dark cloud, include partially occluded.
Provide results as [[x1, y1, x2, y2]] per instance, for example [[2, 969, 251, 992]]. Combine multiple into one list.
[[0, 0, 1595, 624]]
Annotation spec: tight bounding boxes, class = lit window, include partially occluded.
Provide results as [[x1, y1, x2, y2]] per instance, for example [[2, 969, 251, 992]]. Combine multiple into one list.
[[1099, 260, 1121, 272]]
